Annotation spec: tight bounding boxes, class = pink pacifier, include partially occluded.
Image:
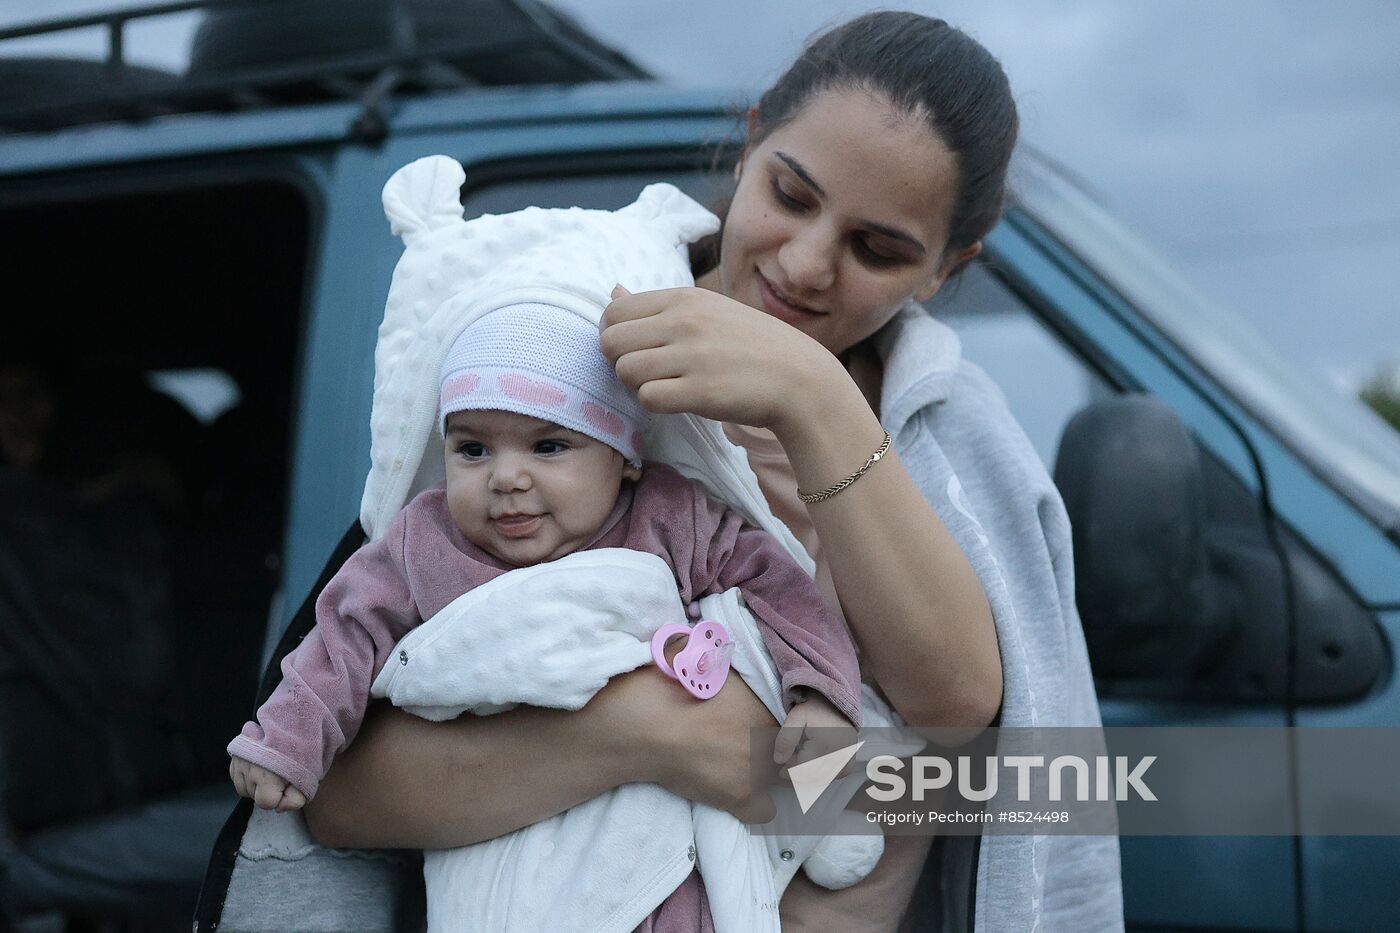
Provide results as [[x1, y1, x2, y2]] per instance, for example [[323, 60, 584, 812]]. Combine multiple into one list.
[[651, 621, 735, 700]]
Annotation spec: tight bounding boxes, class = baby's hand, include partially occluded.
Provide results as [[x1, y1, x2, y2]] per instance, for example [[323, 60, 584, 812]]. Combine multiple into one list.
[[229, 755, 307, 812], [773, 691, 858, 773]]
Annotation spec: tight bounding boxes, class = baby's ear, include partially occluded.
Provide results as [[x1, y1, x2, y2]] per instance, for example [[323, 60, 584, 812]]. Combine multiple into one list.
[[622, 462, 644, 482]]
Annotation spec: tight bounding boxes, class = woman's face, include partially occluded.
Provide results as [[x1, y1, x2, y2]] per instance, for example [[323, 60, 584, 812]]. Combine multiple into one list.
[[713, 87, 980, 356]]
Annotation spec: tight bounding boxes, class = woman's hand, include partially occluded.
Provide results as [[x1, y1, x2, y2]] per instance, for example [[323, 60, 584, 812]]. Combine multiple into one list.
[[599, 285, 843, 434], [604, 634, 781, 824]]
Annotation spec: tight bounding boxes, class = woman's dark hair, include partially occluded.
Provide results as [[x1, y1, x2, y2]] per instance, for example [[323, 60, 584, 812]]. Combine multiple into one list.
[[692, 11, 1017, 274]]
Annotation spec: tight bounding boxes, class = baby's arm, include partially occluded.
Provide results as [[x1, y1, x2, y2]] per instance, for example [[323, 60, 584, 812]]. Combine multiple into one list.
[[227, 519, 420, 805], [709, 525, 862, 725], [650, 469, 863, 727]]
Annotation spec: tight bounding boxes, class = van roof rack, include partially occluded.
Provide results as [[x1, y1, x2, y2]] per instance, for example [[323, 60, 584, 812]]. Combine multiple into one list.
[[0, 0, 652, 137]]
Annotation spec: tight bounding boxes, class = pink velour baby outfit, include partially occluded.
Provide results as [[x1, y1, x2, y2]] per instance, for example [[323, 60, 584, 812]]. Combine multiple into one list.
[[229, 460, 861, 931]]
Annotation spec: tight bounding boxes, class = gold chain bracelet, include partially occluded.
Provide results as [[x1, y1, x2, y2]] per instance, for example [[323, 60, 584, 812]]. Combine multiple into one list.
[[797, 431, 892, 504]]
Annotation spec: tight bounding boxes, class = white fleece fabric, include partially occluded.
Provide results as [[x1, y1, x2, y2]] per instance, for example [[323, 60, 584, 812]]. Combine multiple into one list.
[[368, 547, 917, 932]]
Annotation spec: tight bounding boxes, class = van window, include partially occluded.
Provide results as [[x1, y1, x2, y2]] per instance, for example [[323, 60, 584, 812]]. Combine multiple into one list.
[[0, 179, 310, 831], [148, 367, 243, 424], [924, 263, 1114, 469]]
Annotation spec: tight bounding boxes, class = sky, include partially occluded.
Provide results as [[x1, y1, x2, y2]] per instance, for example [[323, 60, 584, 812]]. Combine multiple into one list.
[[3, 0, 1397, 393]]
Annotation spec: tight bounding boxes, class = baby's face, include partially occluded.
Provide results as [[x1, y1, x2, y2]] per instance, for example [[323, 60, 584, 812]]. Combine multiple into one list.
[[444, 409, 641, 566]]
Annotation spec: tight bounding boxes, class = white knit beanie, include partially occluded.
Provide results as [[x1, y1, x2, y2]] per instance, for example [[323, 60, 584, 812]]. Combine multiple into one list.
[[439, 302, 649, 467]]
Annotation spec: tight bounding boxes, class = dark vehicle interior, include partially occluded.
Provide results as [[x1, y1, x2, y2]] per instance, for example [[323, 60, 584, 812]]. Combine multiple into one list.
[[0, 178, 311, 927]]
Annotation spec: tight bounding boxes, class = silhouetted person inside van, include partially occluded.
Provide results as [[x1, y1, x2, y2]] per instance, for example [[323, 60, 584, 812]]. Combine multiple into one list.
[[0, 363, 204, 832]]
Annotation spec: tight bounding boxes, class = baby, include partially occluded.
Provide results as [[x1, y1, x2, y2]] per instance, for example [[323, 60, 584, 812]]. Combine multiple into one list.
[[227, 301, 863, 812]]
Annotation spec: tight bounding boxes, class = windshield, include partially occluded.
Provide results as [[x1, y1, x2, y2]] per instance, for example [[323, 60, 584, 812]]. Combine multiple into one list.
[[1011, 152, 1400, 529]]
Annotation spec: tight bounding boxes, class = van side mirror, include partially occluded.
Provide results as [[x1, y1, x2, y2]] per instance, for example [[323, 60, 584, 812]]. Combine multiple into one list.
[[1053, 395, 1214, 681]]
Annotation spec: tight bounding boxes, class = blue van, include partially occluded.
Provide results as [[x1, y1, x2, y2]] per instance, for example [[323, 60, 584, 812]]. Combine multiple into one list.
[[2, 2, 1398, 930]]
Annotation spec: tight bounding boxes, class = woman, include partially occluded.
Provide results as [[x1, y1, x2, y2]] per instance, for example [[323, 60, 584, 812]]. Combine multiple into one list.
[[305, 11, 1121, 931]]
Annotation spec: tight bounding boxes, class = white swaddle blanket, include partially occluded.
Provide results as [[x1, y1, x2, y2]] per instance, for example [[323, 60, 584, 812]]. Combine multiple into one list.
[[369, 547, 912, 932]]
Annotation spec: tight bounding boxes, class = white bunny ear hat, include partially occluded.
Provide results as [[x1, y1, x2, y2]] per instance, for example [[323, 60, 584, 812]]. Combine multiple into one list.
[[361, 155, 812, 570]]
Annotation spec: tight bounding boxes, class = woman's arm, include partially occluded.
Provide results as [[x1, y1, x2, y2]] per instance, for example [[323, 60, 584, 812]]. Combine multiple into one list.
[[773, 356, 1001, 730], [304, 649, 777, 849], [304, 701, 625, 849]]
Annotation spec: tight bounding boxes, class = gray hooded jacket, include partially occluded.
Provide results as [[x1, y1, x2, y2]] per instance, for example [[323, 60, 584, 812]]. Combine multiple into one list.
[[874, 300, 1123, 932]]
